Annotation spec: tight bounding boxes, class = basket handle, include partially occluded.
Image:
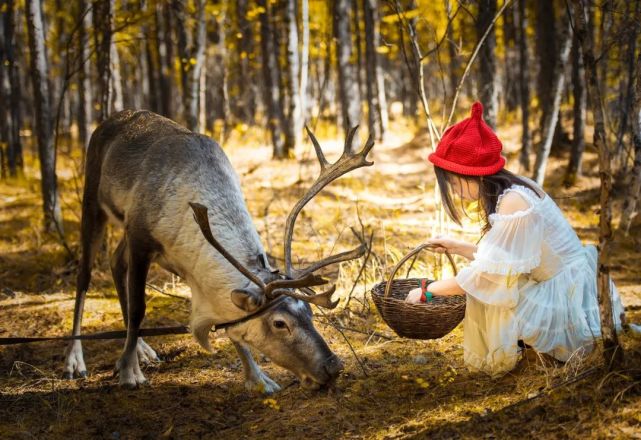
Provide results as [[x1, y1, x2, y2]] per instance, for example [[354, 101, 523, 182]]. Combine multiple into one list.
[[383, 244, 458, 299]]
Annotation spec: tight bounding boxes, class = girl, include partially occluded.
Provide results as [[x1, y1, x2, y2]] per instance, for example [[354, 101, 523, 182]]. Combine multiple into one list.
[[405, 101, 626, 376]]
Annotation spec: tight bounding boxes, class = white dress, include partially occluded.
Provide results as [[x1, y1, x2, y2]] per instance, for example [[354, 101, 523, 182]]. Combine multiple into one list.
[[455, 182, 625, 376]]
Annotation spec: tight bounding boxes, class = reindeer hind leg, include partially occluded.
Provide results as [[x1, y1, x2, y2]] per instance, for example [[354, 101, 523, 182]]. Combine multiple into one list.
[[62, 204, 108, 379], [110, 239, 159, 365]]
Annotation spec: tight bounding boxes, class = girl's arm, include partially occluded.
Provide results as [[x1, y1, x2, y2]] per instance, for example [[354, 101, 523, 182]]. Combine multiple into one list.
[[405, 277, 465, 303]]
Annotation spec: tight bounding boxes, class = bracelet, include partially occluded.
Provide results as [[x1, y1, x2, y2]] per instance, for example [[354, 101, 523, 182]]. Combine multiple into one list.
[[419, 279, 433, 303]]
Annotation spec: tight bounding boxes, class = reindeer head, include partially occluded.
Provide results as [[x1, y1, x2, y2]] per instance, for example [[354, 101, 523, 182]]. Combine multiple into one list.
[[189, 126, 374, 389]]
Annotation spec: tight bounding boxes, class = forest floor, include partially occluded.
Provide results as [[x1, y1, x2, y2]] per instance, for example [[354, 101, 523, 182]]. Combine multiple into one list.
[[1, 117, 641, 439]]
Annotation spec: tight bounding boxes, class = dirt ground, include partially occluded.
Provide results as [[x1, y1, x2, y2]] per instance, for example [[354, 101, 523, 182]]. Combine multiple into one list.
[[1, 119, 641, 439]]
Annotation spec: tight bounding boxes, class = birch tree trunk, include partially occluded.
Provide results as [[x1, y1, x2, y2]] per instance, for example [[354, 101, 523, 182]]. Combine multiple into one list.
[[284, 0, 302, 150], [445, 0, 459, 101], [236, 0, 256, 123], [3, 0, 23, 175], [535, 0, 556, 131], [0, 42, 7, 177], [110, 39, 123, 113], [156, 2, 174, 118], [77, 0, 93, 151], [26, 0, 63, 232], [143, 4, 159, 114], [334, 0, 361, 139], [93, 0, 114, 123], [363, 0, 387, 141], [565, 35, 587, 186], [213, 11, 229, 138], [532, 17, 572, 186], [619, 46, 641, 235], [0, 7, 10, 177], [300, 0, 309, 127], [517, 0, 531, 172], [614, 0, 640, 169], [174, 0, 206, 133], [258, 0, 286, 158], [476, 0, 498, 129], [571, 0, 622, 369]]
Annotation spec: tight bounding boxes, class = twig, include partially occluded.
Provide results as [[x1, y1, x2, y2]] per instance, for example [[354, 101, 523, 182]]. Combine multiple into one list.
[[317, 316, 393, 340], [315, 307, 368, 377], [48, 205, 76, 262], [344, 230, 374, 309], [145, 283, 189, 301]]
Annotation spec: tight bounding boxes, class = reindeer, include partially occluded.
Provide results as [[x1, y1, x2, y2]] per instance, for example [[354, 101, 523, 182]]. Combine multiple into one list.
[[62, 110, 374, 392]]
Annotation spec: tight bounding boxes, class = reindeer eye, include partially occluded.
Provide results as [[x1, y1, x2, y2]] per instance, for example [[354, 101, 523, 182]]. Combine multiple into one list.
[[273, 320, 288, 330]]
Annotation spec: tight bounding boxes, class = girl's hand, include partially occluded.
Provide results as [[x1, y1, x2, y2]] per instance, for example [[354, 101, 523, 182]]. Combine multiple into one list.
[[427, 236, 477, 260], [405, 287, 424, 303], [426, 235, 464, 254]]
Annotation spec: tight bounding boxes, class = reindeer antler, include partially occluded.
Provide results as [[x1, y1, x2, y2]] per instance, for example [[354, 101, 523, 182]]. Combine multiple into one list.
[[284, 126, 374, 277], [189, 203, 335, 307]]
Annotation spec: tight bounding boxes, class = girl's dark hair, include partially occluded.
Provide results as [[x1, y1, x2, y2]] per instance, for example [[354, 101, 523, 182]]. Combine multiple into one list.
[[434, 167, 540, 234]]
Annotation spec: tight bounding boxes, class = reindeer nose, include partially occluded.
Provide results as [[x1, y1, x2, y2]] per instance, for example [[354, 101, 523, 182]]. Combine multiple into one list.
[[324, 355, 344, 379]]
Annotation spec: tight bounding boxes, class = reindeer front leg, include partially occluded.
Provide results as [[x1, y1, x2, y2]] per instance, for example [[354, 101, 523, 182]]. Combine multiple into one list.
[[115, 238, 152, 388], [232, 341, 281, 395]]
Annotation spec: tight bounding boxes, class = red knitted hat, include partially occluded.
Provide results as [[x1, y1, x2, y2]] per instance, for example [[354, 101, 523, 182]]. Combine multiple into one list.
[[428, 102, 505, 176]]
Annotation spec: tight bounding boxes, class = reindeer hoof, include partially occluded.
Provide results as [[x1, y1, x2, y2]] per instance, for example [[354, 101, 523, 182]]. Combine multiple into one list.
[[115, 355, 148, 389], [245, 373, 281, 395], [62, 341, 88, 380], [136, 339, 161, 364]]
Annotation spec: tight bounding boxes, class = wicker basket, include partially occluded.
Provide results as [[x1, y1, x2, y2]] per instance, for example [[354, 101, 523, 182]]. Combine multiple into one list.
[[371, 244, 466, 339]]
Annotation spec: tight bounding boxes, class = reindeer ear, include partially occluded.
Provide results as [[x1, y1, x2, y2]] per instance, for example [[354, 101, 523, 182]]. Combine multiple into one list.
[[231, 287, 266, 312]]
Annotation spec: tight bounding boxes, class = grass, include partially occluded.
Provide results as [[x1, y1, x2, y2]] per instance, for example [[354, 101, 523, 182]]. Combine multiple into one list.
[[1, 118, 641, 439]]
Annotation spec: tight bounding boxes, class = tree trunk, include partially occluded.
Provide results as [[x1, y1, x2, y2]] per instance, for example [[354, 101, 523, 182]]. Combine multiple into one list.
[[284, 0, 302, 150], [156, 2, 174, 118], [619, 45, 641, 235], [535, 0, 556, 130], [352, 0, 365, 105], [143, 6, 159, 113], [174, 0, 206, 132], [614, 0, 640, 168], [110, 31, 123, 113], [517, 0, 531, 171], [77, 0, 93, 151], [0, 49, 7, 178], [300, 0, 309, 128], [26, 0, 63, 232], [564, 33, 587, 186], [532, 16, 572, 186], [476, 0, 498, 129], [2, 0, 23, 175], [236, 0, 256, 123], [445, 0, 459, 101], [363, 0, 387, 141], [258, 0, 286, 158], [334, 0, 361, 139], [503, 1, 518, 112], [0, 8, 10, 177], [213, 11, 229, 139], [402, 0, 418, 118], [571, 0, 622, 369], [93, 0, 114, 122]]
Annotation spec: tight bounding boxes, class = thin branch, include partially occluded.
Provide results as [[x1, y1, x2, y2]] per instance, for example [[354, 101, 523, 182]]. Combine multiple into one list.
[[315, 307, 369, 377]]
